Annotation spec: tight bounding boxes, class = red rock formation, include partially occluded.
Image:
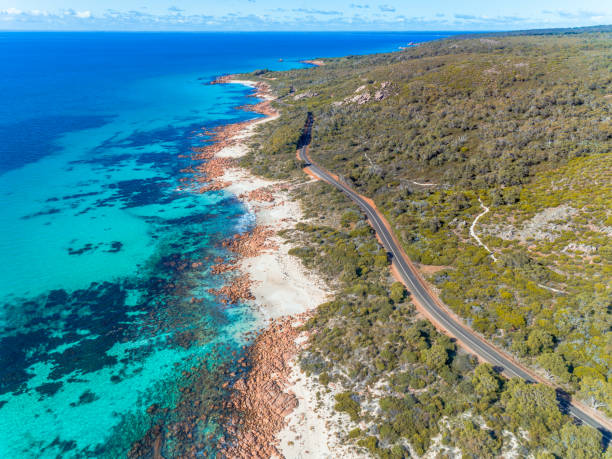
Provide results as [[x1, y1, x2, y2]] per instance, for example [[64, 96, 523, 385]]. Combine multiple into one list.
[[180, 77, 278, 197], [191, 120, 252, 162], [220, 315, 309, 458], [222, 226, 277, 258], [197, 181, 231, 193], [211, 263, 238, 275], [208, 274, 255, 304], [209, 74, 235, 85], [239, 186, 276, 203], [207, 226, 278, 305], [196, 157, 235, 181]]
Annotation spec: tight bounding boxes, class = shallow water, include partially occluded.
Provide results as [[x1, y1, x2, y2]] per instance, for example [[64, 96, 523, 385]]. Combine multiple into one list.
[[0, 31, 457, 457]]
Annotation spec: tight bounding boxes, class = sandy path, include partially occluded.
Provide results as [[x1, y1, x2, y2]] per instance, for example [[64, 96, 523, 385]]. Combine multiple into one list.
[[469, 198, 498, 262]]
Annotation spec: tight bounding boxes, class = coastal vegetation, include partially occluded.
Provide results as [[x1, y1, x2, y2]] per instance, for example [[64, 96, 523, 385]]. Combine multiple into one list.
[[240, 28, 611, 456], [283, 181, 603, 457]]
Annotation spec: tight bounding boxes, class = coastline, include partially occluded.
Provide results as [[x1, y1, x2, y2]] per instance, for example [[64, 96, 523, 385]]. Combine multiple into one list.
[[301, 59, 326, 67], [200, 76, 345, 457]]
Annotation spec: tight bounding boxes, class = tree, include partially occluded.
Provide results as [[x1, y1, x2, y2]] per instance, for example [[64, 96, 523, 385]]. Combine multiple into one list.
[[496, 304, 526, 330], [526, 329, 555, 355], [423, 343, 448, 370], [554, 423, 603, 459], [334, 392, 361, 421], [502, 379, 563, 444], [472, 363, 502, 400], [455, 420, 502, 458], [390, 281, 406, 304], [537, 353, 571, 383], [577, 376, 612, 416]]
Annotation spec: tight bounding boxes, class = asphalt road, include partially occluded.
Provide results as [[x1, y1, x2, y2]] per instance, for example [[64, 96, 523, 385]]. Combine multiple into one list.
[[297, 130, 611, 442]]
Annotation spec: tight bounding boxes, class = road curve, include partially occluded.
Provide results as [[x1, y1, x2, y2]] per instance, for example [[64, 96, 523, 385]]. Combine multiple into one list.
[[297, 120, 611, 442]]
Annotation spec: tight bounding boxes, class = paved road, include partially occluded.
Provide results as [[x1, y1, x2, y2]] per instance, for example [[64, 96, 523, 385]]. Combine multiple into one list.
[[297, 122, 611, 442]]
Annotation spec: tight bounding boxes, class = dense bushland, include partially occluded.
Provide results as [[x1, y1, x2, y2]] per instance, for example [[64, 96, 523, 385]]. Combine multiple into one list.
[[240, 29, 611, 456]]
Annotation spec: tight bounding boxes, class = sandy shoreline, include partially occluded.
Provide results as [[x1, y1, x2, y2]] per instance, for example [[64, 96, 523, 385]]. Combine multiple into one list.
[[210, 79, 328, 320], [199, 77, 356, 457]]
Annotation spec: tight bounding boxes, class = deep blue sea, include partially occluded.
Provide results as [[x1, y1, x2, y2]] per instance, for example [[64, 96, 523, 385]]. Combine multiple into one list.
[[0, 31, 456, 457]]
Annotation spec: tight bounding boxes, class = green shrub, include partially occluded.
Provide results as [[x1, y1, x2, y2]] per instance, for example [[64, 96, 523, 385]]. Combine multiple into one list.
[[334, 392, 361, 421]]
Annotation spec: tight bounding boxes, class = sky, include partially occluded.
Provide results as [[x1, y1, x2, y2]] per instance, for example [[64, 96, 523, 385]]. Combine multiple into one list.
[[1, 0, 611, 31]]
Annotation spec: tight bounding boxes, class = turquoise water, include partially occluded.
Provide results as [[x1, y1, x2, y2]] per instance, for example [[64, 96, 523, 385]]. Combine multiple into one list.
[[0, 32, 458, 457], [0, 72, 258, 457]]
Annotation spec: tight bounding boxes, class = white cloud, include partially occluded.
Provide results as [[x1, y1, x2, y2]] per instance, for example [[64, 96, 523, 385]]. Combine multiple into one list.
[[550, 10, 605, 20], [292, 8, 342, 16], [1, 7, 22, 15], [0, 4, 610, 31], [379, 5, 396, 13], [452, 13, 529, 25]]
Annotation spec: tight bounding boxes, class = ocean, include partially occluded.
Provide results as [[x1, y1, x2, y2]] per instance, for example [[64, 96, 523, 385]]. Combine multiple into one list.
[[0, 31, 456, 457]]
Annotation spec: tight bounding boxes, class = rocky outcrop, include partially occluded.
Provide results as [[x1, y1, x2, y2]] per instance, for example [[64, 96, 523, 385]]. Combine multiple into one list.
[[197, 181, 231, 193], [238, 99, 277, 118], [176, 78, 277, 195], [302, 59, 325, 67], [334, 81, 395, 106], [210, 74, 235, 85], [196, 122, 250, 158], [293, 90, 319, 101], [211, 262, 237, 275], [205, 227, 278, 305], [487, 205, 578, 242], [222, 226, 278, 258], [197, 157, 235, 181], [374, 81, 393, 101], [208, 274, 255, 304], [239, 186, 279, 202], [220, 315, 309, 458], [184, 75, 312, 457]]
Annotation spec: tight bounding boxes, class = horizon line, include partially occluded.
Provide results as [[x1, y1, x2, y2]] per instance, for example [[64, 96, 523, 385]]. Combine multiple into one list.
[[1, 24, 609, 33], [0, 29, 480, 33]]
